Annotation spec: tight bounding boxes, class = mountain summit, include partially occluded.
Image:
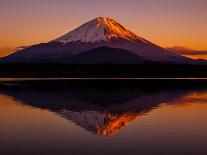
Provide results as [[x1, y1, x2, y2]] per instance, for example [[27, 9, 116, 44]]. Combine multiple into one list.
[[1, 17, 199, 64], [54, 17, 147, 44]]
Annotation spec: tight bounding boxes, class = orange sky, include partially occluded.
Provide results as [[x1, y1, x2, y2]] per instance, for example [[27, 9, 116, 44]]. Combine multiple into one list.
[[0, 0, 207, 58]]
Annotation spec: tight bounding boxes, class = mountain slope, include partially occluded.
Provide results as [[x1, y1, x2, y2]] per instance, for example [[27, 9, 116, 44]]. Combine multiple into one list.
[[0, 17, 201, 64], [54, 17, 148, 43], [59, 47, 147, 64]]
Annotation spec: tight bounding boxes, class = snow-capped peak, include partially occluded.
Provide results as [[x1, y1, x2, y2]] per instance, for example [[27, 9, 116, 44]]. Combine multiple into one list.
[[54, 17, 144, 43]]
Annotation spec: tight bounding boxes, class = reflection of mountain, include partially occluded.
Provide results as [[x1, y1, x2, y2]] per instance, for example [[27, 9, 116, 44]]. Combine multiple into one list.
[[0, 84, 205, 135]]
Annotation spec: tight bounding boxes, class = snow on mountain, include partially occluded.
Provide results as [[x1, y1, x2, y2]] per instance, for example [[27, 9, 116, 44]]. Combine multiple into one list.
[[54, 17, 149, 44]]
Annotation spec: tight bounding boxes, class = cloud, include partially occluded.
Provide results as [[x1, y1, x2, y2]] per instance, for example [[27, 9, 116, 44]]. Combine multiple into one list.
[[15, 46, 29, 51], [0, 46, 29, 57], [166, 46, 207, 56], [0, 47, 16, 57]]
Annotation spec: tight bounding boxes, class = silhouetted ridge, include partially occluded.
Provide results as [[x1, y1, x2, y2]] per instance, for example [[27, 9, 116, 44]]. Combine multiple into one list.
[[62, 47, 146, 64]]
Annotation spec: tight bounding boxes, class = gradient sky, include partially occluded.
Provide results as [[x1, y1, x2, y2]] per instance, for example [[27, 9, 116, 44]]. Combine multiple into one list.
[[0, 0, 207, 57]]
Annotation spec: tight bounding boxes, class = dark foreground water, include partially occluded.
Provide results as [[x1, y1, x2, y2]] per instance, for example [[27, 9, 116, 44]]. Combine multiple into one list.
[[0, 79, 207, 155]]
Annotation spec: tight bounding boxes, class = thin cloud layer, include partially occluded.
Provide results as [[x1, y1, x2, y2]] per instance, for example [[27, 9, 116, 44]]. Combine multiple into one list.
[[0, 46, 29, 57], [166, 46, 207, 59]]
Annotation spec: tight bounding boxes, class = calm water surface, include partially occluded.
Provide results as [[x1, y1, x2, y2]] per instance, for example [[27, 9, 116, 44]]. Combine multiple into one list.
[[0, 79, 207, 155]]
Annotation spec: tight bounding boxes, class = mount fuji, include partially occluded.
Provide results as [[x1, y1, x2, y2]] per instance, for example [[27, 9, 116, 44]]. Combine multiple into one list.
[[0, 17, 200, 64]]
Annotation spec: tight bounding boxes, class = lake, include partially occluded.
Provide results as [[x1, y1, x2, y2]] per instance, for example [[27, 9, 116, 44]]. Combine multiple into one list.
[[0, 79, 207, 155]]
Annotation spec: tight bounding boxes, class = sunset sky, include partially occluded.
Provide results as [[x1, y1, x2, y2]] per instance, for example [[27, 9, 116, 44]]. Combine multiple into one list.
[[0, 0, 207, 58]]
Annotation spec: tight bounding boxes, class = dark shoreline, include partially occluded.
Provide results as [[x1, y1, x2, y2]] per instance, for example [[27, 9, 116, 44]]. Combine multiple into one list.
[[1, 63, 207, 78], [1, 78, 207, 90]]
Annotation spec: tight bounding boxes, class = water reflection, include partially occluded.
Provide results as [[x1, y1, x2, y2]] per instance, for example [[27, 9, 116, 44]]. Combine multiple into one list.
[[0, 81, 207, 136]]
